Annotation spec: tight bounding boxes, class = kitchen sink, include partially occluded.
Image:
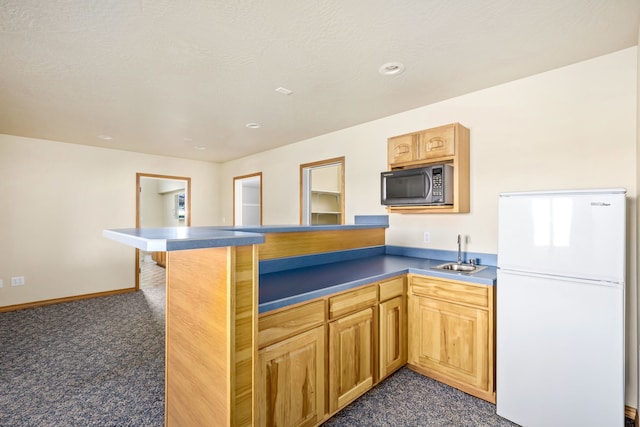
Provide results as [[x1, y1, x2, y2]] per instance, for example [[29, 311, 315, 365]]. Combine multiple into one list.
[[432, 262, 487, 274]]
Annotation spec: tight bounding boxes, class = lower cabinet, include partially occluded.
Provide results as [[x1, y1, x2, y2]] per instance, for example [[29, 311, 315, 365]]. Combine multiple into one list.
[[328, 307, 374, 412], [258, 326, 326, 427], [378, 276, 406, 380], [379, 296, 405, 379], [327, 284, 377, 413], [408, 275, 495, 403], [257, 300, 327, 427], [256, 273, 494, 427]]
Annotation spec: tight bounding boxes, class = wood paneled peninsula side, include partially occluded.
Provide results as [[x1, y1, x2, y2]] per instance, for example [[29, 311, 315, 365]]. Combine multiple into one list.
[[104, 219, 497, 426], [103, 227, 264, 426]]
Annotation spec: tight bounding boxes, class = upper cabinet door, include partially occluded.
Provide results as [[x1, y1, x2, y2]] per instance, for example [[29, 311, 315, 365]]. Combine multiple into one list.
[[387, 134, 416, 165], [417, 124, 456, 161]]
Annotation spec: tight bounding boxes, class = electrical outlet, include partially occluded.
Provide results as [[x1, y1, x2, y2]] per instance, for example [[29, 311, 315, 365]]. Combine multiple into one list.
[[0, 279, 3, 288], [11, 276, 25, 287], [423, 232, 430, 243]]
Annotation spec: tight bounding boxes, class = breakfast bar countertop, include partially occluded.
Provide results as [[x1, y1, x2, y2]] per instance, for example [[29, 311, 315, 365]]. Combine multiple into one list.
[[103, 220, 388, 252], [259, 254, 497, 313], [103, 226, 266, 251]]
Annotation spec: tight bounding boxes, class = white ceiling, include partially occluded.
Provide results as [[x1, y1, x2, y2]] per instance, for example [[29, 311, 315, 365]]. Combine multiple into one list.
[[1, 1, 639, 163]]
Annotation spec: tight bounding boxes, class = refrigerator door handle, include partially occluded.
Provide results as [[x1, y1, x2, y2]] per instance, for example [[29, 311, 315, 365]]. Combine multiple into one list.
[[499, 268, 624, 288]]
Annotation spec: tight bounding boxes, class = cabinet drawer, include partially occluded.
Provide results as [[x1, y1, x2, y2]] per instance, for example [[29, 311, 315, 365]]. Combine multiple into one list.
[[417, 124, 455, 160], [258, 300, 326, 348], [410, 276, 488, 308], [379, 276, 405, 301], [329, 285, 377, 319]]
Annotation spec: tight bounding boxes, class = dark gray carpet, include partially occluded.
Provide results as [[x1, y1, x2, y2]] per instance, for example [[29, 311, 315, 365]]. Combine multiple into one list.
[[1, 287, 635, 426], [0, 287, 166, 426], [322, 367, 518, 427]]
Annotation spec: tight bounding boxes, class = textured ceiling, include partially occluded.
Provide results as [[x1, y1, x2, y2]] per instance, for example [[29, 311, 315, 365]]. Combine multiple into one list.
[[1, 0, 639, 162]]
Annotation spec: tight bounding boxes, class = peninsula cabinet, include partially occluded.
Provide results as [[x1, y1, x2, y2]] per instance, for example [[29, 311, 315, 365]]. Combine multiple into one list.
[[408, 275, 495, 403], [257, 300, 327, 427], [378, 276, 407, 380], [328, 285, 377, 413]]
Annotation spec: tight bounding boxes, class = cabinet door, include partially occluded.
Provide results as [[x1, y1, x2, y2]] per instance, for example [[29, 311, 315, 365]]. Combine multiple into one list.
[[258, 326, 326, 427], [329, 307, 374, 412], [379, 296, 406, 380], [409, 295, 489, 391], [417, 124, 455, 160], [387, 134, 416, 165]]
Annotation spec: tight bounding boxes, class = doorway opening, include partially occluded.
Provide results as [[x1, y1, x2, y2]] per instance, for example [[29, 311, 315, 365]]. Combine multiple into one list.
[[300, 157, 345, 225], [233, 172, 262, 226], [136, 173, 191, 289]]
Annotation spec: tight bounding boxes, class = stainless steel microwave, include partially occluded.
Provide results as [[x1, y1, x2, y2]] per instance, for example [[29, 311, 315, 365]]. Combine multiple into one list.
[[380, 164, 454, 206]]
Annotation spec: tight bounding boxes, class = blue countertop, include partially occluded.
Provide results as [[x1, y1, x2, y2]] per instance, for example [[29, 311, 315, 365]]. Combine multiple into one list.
[[102, 220, 496, 316], [103, 227, 265, 251], [259, 254, 497, 313], [103, 219, 387, 251]]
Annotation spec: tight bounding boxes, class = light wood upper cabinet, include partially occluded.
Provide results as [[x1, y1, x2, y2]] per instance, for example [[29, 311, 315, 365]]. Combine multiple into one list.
[[408, 275, 495, 403], [387, 133, 416, 165], [417, 124, 456, 161], [386, 122, 470, 214]]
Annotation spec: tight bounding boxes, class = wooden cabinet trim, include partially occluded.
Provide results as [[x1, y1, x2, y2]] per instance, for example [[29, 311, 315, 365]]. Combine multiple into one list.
[[259, 229, 385, 260]]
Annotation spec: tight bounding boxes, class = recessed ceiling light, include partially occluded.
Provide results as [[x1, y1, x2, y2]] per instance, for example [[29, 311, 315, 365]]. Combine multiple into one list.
[[245, 123, 261, 129], [193, 146, 206, 150], [98, 134, 113, 140], [378, 62, 405, 76], [184, 137, 193, 142], [275, 87, 293, 95]]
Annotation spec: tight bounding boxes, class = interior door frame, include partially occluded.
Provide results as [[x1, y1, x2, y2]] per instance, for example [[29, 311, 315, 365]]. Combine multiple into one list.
[[233, 172, 263, 226], [299, 156, 345, 225], [135, 173, 192, 289]]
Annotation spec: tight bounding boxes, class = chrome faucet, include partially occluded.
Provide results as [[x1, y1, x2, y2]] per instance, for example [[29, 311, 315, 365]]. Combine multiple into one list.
[[457, 234, 462, 264]]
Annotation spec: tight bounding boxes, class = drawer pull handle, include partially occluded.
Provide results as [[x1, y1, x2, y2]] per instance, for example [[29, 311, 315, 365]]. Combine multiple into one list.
[[428, 137, 445, 150]]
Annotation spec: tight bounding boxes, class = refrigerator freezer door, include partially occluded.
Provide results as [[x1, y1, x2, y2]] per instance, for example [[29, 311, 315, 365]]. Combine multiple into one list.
[[498, 190, 625, 282], [496, 270, 624, 427]]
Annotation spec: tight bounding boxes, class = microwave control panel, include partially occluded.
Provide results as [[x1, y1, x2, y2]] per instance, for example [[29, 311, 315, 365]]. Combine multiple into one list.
[[431, 166, 444, 202]]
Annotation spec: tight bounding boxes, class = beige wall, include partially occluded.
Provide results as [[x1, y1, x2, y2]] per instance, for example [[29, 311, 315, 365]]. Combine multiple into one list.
[[220, 47, 638, 406], [0, 135, 220, 307]]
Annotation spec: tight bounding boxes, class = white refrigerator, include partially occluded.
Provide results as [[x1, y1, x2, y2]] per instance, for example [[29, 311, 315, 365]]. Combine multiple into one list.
[[496, 189, 626, 427]]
